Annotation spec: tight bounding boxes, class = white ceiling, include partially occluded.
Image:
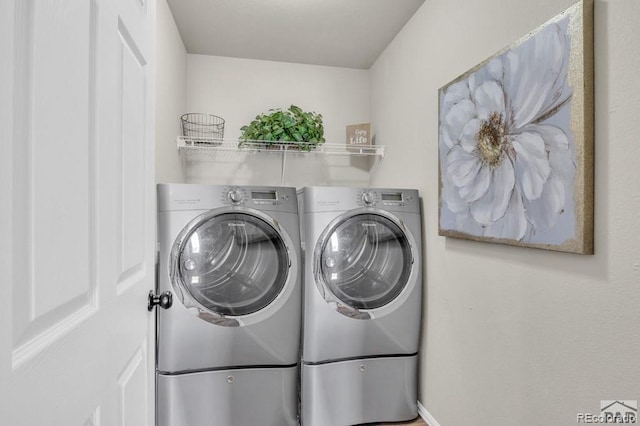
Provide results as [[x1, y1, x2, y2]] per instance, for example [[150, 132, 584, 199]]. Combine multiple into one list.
[[166, 0, 425, 69]]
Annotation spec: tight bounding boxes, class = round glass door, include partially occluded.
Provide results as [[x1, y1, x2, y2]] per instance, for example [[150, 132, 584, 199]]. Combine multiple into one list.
[[318, 213, 412, 310], [173, 213, 289, 316]]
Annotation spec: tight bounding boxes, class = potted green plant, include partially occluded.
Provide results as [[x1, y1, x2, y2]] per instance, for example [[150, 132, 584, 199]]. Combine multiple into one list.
[[239, 105, 325, 151]]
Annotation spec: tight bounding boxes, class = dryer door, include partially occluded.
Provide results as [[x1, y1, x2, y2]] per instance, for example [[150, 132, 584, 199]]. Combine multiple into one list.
[[316, 213, 413, 314], [170, 211, 290, 324]]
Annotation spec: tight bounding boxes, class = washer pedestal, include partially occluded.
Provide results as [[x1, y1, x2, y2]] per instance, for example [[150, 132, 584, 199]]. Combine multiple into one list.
[[301, 354, 417, 426], [157, 365, 298, 426]]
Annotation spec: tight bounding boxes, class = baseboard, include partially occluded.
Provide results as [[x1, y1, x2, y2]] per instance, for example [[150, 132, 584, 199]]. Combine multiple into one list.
[[417, 401, 441, 426]]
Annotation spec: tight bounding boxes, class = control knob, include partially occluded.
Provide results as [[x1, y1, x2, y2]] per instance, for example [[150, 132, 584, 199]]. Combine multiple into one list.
[[361, 192, 375, 205], [227, 189, 242, 204]]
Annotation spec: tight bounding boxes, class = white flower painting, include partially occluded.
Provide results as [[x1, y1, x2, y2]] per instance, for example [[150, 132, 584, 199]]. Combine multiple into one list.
[[438, 0, 594, 254]]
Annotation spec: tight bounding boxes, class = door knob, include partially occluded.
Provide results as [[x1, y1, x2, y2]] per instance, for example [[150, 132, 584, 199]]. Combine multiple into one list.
[[148, 290, 173, 311]]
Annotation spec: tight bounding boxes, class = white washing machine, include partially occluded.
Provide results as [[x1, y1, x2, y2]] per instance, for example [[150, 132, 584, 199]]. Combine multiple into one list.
[[154, 184, 301, 426], [298, 186, 422, 426]]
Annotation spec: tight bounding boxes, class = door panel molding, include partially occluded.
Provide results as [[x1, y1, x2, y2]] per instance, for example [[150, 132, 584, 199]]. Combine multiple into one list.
[[11, 0, 99, 370], [117, 342, 149, 426], [116, 16, 148, 295]]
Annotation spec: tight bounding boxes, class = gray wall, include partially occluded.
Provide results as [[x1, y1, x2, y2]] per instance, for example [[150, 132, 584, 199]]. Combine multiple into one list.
[[155, 0, 187, 184], [370, 0, 640, 424], [183, 54, 371, 186]]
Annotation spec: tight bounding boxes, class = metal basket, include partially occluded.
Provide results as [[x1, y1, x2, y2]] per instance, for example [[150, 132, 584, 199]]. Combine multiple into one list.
[[180, 113, 225, 144]]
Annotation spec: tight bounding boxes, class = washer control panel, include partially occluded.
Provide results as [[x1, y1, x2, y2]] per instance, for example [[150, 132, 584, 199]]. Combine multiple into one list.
[[220, 187, 293, 209], [157, 184, 297, 213], [300, 187, 419, 214], [355, 189, 415, 208]]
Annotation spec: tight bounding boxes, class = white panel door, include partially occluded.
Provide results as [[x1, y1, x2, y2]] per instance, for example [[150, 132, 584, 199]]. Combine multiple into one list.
[[0, 0, 156, 424]]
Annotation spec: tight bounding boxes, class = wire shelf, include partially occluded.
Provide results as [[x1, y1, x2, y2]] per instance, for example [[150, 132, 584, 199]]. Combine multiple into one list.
[[177, 137, 384, 156], [177, 137, 385, 186]]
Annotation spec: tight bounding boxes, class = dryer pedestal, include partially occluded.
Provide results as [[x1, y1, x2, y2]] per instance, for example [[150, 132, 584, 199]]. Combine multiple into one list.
[[301, 354, 417, 426], [157, 365, 298, 426]]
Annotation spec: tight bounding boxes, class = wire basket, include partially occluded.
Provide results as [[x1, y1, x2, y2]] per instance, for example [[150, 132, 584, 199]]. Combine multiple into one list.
[[181, 113, 225, 144]]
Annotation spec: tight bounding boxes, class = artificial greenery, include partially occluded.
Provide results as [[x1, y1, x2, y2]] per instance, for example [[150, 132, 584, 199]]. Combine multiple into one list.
[[239, 105, 325, 150]]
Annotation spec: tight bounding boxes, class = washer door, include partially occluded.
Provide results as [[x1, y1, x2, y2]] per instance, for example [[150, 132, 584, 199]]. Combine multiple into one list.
[[170, 211, 290, 325], [316, 212, 413, 316]]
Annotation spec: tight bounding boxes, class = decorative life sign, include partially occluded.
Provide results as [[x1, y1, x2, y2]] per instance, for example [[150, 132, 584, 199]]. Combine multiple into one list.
[[437, 0, 594, 254], [346, 123, 371, 149]]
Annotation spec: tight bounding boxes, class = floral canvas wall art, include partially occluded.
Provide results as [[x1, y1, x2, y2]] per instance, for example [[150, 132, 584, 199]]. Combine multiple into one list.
[[438, 0, 594, 254]]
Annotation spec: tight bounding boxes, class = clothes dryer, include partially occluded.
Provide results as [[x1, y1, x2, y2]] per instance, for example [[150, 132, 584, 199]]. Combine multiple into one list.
[[155, 184, 301, 426], [299, 186, 422, 426]]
